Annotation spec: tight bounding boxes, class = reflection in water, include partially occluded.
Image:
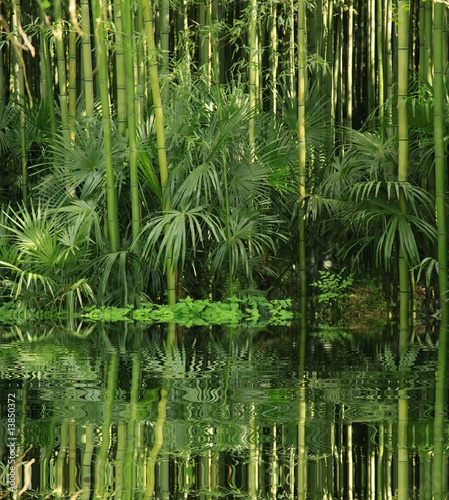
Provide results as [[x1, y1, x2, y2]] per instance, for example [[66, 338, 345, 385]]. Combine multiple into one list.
[[0, 322, 446, 498]]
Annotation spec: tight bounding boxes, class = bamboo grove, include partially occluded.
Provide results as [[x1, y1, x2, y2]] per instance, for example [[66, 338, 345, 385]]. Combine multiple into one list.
[[0, 0, 448, 322]]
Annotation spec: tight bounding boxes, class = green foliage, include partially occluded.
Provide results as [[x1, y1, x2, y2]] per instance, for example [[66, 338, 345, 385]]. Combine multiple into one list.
[[311, 267, 354, 304], [81, 296, 293, 327]]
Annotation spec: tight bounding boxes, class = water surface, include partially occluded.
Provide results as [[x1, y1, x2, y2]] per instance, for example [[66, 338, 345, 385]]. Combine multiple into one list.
[[0, 322, 445, 498]]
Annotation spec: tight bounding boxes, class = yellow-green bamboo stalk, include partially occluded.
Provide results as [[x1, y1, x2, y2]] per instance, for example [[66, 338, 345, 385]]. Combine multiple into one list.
[[367, 0, 376, 114], [298, 0, 306, 316], [68, 28, 77, 138], [114, 0, 127, 133], [135, 9, 146, 124], [397, 0, 410, 342], [160, 0, 169, 100], [248, 0, 257, 160], [377, 0, 385, 130], [123, 0, 141, 251], [269, 0, 278, 116], [326, 0, 335, 142], [211, 0, 220, 83], [199, 0, 211, 82], [12, 0, 28, 201], [79, 0, 94, 120], [53, 0, 69, 139], [94, 0, 120, 252], [432, 2, 448, 496], [288, 0, 295, 101], [345, 0, 353, 129], [385, 0, 394, 127], [0, 35, 5, 115], [142, 0, 176, 305], [424, 0, 432, 84]]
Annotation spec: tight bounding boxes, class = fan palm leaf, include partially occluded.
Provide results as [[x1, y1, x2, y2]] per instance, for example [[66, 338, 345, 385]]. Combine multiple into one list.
[[139, 206, 224, 273]]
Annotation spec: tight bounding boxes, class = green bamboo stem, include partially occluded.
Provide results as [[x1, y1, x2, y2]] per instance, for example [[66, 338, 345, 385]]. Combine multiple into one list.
[[248, 0, 257, 160], [40, 28, 57, 137], [11, 0, 28, 201], [326, 0, 335, 143], [0, 34, 5, 115], [269, 0, 278, 116], [94, 0, 120, 252], [199, 0, 210, 81], [54, 0, 69, 140], [298, 0, 307, 316], [397, 0, 410, 341], [367, 0, 376, 114], [135, 9, 146, 125], [432, 2, 448, 496], [211, 0, 220, 84], [385, 0, 394, 128], [80, 0, 94, 119], [114, 0, 127, 133], [160, 0, 169, 101], [68, 28, 77, 138], [142, 0, 176, 305], [425, 1, 434, 84], [345, 0, 353, 129], [122, 0, 141, 252], [376, 0, 385, 130], [288, 0, 295, 102]]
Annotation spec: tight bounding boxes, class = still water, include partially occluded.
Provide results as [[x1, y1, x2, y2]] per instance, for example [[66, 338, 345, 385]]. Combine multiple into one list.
[[0, 321, 446, 499]]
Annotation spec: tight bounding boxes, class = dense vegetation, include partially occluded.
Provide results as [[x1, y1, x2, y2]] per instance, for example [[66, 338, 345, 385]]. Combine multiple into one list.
[[0, 0, 447, 324]]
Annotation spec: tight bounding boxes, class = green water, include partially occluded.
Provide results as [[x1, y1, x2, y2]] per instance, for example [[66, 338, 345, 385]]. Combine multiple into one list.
[[0, 322, 446, 498]]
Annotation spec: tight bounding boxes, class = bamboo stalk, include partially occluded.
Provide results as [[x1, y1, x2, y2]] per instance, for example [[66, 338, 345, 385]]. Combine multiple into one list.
[[68, 28, 77, 138], [142, 0, 176, 305], [114, 0, 127, 133], [80, 0, 94, 119], [94, 0, 121, 252], [123, 0, 141, 252], [432, 2, 449, 496], [54, 0, 69, 139], [248, 0, 257, 161], [397, 0, 410, 344], [298, 0, 307, 315]]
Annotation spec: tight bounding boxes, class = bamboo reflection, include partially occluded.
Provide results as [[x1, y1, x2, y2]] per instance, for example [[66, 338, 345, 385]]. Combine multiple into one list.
[[2, 323, 449, 498], [144, 322, 175, 499], [397, 328, 410, 500], [81, 424, 94, 500], [433, 323, 448, 500], [94, 349, 119, 497], [297, 318, 307, 500], [123, 332, 141, 500]]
